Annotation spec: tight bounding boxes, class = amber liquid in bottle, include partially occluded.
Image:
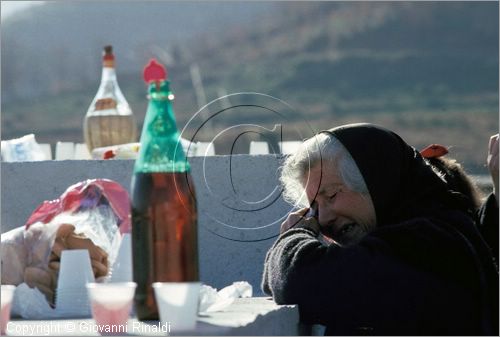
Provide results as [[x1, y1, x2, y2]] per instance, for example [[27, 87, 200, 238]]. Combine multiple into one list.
[[131, 172, 198, 320]]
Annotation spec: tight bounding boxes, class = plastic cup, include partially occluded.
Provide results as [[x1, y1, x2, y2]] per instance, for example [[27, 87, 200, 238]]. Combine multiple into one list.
[[110, 234, 132, 282], [86, 282, 136, 334], [56, 250, 94, 316], [153, 282, 201, 332], [1, 285, 16, 335], [57, 249, 95, 290]]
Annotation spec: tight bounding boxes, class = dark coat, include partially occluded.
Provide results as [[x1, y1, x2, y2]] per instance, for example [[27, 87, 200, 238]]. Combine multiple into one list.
[[262, 124, 498, 335], [477, 193, 499, 263], [262, 209, 497, 335]]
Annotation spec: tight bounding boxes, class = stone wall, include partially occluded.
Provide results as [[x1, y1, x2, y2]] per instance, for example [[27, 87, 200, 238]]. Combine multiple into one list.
[[1, 155, 294, 295]]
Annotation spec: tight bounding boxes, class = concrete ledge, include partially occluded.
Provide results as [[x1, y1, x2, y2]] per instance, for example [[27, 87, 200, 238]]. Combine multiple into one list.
[[7, 298, 301, 336]]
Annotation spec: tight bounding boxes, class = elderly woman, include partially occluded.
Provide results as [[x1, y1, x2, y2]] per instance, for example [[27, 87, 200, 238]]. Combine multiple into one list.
[[262, 123, 498, 335]]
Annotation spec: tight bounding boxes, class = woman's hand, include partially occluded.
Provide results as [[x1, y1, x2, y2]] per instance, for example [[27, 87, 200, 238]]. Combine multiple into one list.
[[49, 224, 109, 279], [280, 207, 321, 235], [487, 134, 499, 205], [24, 266, 57, 304]]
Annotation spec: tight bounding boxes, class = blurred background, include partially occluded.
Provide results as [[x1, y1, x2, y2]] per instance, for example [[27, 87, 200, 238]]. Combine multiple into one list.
[[1, 1, 498, 174]]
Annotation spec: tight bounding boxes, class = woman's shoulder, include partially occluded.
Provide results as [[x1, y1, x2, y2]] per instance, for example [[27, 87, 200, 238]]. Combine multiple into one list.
[[364, 211, 487, 286]]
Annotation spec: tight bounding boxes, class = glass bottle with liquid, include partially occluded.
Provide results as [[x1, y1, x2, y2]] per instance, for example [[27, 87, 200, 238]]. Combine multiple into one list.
[[130, 59, 199, 320], [84, 45, 137, 152]]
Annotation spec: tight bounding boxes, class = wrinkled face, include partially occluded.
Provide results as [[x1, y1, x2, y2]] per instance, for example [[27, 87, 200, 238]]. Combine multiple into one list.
[[303, 163, 377, 246]]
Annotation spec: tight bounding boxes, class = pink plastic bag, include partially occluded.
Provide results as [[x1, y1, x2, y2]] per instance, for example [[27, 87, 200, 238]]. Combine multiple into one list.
[[25, 179, 131, 234]]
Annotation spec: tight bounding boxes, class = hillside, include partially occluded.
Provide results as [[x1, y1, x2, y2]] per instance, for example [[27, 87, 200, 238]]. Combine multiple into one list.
[[1, 1, 272, 101], [1, 2, 498, 173]]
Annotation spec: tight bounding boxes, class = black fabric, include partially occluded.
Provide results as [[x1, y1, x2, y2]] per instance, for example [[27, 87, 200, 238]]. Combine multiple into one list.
[[262, 123, 499, 335], [477, 193, 499, 263]]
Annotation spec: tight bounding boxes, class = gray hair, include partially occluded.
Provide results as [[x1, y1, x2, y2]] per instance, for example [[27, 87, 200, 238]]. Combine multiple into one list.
[[280, 133, 369, 208]]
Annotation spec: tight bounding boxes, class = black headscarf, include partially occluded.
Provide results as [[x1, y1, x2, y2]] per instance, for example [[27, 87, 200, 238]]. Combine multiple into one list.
[[321, 123, 469, 225]]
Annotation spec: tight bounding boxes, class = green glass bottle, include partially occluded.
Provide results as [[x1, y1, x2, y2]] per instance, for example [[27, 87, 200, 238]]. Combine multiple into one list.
[[131, 59, 199, 321]]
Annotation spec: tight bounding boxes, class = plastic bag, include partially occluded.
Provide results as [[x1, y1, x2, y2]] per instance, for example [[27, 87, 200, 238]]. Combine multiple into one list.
[[1, 179, 131, 312], [198, 281, 253, 314], [25, 179, 131, 234], [0, 134, 47, 162]]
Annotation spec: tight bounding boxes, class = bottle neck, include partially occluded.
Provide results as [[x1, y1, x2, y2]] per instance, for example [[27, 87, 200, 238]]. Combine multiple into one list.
[[134, 81, 190, 173], [101, 66, 117, 83]]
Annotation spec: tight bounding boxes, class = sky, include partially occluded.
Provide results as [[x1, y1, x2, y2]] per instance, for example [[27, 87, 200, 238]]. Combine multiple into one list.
[[1, 1, 44, 21]]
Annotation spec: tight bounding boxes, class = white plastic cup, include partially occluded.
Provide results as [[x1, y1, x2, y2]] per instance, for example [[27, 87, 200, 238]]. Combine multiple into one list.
[[57, 249, 95, 290], [86, 282, 136, 329], [1, 285, 16, 335], [110, 234, 132, 282], [153, 282, 201, 332], [56, 250, 94, 316]]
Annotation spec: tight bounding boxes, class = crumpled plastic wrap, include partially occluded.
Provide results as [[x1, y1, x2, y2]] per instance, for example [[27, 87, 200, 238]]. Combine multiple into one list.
[[199, 281, 253, 314], [24, 179, 130, 234], [0, 134, 47, 162], [1, 179, 131, 319], [10, 284, 60, 319]]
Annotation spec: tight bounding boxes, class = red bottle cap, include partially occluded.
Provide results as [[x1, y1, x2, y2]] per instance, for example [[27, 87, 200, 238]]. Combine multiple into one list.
[[143, 59, 167, 83]]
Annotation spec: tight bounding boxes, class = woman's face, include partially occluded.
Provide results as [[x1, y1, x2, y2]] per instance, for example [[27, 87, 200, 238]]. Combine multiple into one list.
[[303, 163, 377, 246]]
